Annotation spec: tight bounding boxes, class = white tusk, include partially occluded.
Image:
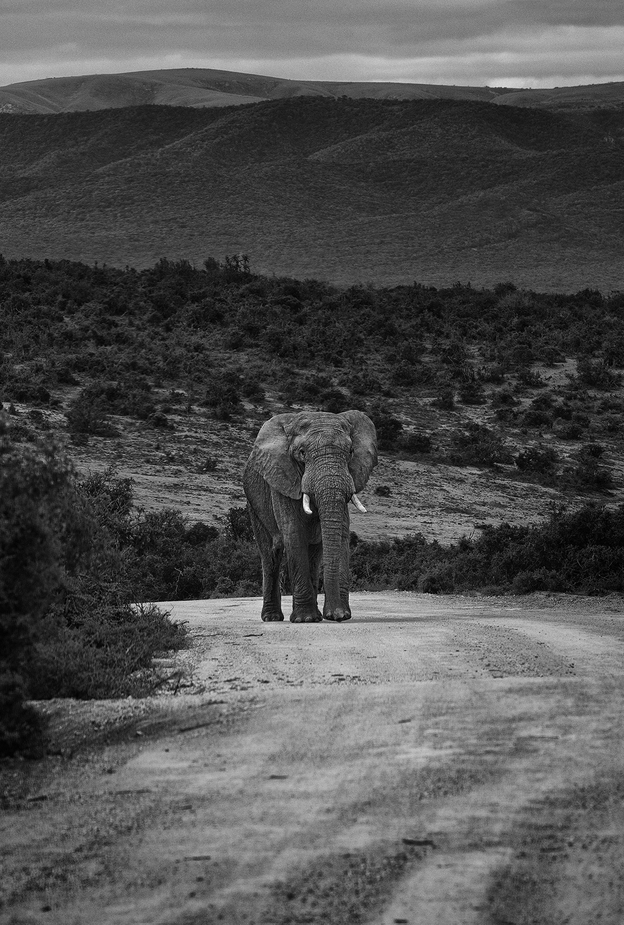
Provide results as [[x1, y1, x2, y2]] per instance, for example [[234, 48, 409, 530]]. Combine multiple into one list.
[[351, 493, 367, 513], [302, 493, 313, 515]]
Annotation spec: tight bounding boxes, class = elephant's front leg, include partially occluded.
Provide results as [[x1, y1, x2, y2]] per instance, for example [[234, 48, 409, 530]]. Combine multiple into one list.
[[285, 536, 323, 622], [273, 495, 322, 623]]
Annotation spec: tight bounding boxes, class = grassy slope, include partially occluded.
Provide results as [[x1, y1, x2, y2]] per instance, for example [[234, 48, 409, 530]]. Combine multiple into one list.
[[0, 68, 529, 114], [0, 98, 623, 291], [1, 67, 622, 114]]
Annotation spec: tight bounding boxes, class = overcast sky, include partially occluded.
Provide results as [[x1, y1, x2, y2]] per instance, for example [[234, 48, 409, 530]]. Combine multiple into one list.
[[1, 0, 623, 89]]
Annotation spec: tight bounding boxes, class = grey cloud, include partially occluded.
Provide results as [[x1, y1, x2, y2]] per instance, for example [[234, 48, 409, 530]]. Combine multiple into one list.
[[1, 0, 623, 86], [3, 0, 624, 60]]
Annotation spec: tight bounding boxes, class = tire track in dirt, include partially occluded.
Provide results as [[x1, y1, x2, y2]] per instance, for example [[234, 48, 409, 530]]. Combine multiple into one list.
[[2, 593, 623, 924]]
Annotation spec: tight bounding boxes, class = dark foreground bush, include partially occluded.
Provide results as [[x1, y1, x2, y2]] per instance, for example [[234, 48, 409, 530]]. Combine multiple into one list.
[[350, 503, 624, 595], [0, 422, 188, 756], [30, 603, 185, 700]]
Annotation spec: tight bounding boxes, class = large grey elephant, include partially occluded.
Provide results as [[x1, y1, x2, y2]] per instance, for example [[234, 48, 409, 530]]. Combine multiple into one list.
[[243, 410, 378, 623]]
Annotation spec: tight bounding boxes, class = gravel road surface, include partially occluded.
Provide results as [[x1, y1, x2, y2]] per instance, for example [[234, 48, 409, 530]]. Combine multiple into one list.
[[2, 592, 624, 924]]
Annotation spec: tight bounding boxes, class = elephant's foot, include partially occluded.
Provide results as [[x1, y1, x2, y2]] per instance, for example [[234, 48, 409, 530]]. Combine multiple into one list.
[[323, 605, 352, 622], [290, 607, 323, 624], [261, 606, 284, 622]]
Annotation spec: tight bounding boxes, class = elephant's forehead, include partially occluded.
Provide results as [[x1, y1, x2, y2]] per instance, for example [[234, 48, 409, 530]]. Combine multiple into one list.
[[290, 411, 346, 428], [288, 415, 351, 449], [305, 428, 351, 448]]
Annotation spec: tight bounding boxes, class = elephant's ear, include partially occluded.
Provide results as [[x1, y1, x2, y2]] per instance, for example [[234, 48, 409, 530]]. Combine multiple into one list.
[[248, 413, 302, 499], [340, 410, 378, 492]]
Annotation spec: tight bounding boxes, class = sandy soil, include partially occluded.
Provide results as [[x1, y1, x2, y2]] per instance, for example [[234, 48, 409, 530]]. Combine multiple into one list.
[[2, 592, 624, 924]]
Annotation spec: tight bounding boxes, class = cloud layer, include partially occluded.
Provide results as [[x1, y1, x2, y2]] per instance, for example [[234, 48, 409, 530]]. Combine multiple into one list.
[[2, 0, 623, 87]]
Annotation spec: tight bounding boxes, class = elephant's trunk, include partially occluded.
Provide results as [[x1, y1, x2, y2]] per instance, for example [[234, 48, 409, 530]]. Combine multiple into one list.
[[312, 472, 353, 619]]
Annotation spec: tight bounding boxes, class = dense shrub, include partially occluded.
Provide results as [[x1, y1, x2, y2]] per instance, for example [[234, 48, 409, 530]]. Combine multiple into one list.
[[515, 445, 559, 474], [431, 385, 455, 410], [368, 403, 404, 450], [0, 429, 187, 755], [66, 388, 117, 437], [0, 428, 88, 754], [458, 380, 487, 405], [397, 431, 433, 454], [563, 448, 614, 492], [447, 423, 513, 467], [575, 359, 622, 391], [350, 504, 624, 595]]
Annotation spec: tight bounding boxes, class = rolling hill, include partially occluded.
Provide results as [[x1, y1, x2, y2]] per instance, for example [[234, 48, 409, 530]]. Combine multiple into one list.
[[1, 67, 623, 114], [0, 95, 622, 290]]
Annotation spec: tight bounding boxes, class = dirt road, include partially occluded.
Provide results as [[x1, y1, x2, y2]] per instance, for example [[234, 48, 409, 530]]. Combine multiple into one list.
[[2, 592, 624, 924]]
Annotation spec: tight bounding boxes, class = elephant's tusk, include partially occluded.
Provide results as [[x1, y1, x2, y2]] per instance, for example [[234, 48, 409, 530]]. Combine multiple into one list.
[[302, 493, 313, 515], [351, 493, 367, 513]]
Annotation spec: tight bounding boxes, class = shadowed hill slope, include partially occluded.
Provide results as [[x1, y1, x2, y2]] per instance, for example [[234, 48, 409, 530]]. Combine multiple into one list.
[[0, 96, 622, 290]]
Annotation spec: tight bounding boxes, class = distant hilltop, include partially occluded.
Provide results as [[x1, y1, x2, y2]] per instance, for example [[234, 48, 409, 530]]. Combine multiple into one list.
[[0, 66, 623, 114]]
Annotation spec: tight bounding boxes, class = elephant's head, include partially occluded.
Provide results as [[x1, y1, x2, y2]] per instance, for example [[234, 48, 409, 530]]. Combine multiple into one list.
[[247, 410, 377, 619], [248, 409, 377, 509]]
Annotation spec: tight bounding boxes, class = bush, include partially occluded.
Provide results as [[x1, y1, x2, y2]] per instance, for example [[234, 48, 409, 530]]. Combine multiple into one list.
[[203, 370, 242, 414], [575, 359, 622, 390], [66, 389, 117, 437], [397, 432, 432, 454], [0, 433, 187, 755], [67, 379, 157, 431], [431, 386, 455, 410], [30, 603, 186, 700], [555, 421, 585, 440], [520, 408, 553, 428], [349, 504, 624, 595], [458, 380, 487, 405], [320, 388, 350, 413], [368, 403, 403, 450], [447, 423, 513, 467], [515, 445, 559, 474], [0, 673, 46, 758], [564, 455, 614, 492]]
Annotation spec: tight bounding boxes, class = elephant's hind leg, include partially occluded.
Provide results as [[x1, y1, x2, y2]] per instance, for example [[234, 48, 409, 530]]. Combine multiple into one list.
[[248, 506, 284, 621]]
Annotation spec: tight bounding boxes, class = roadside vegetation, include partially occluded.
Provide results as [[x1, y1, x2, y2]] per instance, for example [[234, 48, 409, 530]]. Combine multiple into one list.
[[0, 427, 187, 756], [350, 503, 624, 595]]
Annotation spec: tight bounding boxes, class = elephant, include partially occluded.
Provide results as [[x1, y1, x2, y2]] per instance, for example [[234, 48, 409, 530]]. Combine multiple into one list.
[[243, 410, 378, 623]]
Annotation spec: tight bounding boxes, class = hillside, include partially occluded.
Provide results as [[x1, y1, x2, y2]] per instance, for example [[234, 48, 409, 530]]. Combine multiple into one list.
[[0, 97, 622, 291], [1, 67, 622, 114], [2, 255, 624, 555]]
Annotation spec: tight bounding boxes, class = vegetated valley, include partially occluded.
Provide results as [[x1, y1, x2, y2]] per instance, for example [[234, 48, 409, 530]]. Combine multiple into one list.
[[0, 94, 623, 290]]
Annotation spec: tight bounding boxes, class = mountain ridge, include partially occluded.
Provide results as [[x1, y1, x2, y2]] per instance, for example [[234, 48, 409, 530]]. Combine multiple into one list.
[[1, 66, 623, 114]]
